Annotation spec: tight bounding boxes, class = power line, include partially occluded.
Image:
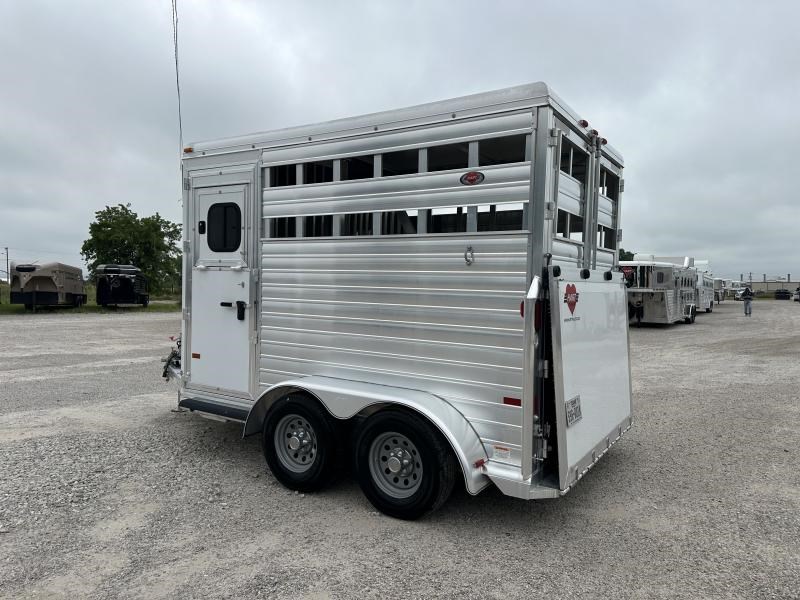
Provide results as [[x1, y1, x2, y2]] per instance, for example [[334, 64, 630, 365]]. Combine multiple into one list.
[[3, 246, 75, 257], [171, 0, 184, 154]]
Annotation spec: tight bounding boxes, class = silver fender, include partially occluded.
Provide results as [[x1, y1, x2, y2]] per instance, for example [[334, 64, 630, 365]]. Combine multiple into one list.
[[244, 375, 490, 495]]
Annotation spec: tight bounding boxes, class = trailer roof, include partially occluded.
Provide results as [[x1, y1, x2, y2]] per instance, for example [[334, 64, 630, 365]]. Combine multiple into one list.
[[10, 261, 83, 275], [186, 82, 623, 166], [619, 260, 680, 268]]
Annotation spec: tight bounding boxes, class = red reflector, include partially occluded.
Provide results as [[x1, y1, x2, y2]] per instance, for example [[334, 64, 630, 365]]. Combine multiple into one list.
[[503, 396, 522, 407], [520, 301, 524, 318], [473, 458, 487, 468], [191, 352, 200, 359]]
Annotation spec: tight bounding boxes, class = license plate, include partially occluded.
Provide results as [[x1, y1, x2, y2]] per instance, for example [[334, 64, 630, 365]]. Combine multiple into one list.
[[566, 395, 582, 427]]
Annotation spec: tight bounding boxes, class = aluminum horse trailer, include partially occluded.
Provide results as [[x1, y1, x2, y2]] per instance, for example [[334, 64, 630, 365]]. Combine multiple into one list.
[[693, 259, 714, 313], [10, 261, 87, 309], [163, 82, 632, 519], [713, 278, 726, 304], [620, 257, 697, 325]]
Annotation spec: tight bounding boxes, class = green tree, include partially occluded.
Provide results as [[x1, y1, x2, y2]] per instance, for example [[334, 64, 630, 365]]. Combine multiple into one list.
[[81, 204, 181, 294], [618, 247, 635, 261]]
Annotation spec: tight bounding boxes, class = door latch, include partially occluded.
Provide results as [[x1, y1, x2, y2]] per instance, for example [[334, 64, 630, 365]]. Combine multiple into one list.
[[220, 301, 247, 321]]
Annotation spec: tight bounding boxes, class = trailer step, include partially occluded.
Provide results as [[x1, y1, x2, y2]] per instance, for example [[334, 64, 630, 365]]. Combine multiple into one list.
[[178, 398, 249, 422]]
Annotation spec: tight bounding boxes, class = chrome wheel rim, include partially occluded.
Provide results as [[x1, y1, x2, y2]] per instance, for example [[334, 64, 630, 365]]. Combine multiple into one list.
[[369, 432, 423, 499], [274, 414, 317, 473]]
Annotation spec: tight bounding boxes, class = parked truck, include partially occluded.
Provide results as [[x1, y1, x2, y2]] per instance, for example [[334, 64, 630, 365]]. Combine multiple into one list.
[[163, 82, 632, 519]]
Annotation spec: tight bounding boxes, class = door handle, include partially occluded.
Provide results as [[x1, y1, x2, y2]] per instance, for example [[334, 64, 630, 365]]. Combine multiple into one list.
[[220, 301, 247, 321]]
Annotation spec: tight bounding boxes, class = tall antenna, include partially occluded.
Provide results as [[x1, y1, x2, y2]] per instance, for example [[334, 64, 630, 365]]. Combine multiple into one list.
[[171, 0, 183, 153]]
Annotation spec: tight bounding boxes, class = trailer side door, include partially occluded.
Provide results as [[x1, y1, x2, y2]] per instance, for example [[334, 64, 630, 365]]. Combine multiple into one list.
[[186, 166, 258, 399]]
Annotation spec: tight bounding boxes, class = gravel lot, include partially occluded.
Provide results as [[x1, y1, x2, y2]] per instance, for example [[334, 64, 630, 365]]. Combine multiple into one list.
[[1, 302, 798, 599]]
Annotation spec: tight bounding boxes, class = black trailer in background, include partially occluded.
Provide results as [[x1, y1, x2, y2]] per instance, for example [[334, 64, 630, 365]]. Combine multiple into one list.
[[96, 265, 149, 307]]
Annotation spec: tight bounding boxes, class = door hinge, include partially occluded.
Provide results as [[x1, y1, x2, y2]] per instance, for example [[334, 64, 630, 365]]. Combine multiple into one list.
[[183, 178, 191, 190], [619, 178, 625, 193], [548, 128, 561, 146], [538, 359, 550, 379]]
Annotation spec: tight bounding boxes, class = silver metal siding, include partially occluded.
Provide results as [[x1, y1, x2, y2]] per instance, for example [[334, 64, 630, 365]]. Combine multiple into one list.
[[259, 234, 529, 456]]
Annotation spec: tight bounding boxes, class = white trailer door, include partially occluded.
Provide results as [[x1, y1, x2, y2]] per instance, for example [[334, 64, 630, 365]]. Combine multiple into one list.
[[187, 183, 253, 397], [549, 267, 633, 491]]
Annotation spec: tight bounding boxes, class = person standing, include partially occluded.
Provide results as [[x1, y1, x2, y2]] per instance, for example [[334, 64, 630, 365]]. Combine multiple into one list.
[[742, 286, 753, 316]]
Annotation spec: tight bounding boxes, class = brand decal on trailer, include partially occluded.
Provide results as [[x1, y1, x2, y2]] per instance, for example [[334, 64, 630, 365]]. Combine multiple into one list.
[[563, 283, 580, 321], [459, 171, 485, 185]]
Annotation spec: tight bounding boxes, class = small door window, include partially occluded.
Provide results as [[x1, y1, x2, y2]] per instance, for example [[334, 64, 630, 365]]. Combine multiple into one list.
[[207, 202, 241, 252]]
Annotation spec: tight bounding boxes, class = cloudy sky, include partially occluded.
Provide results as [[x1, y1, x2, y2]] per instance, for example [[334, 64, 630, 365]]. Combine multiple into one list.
[[1, 0, 798, 281]]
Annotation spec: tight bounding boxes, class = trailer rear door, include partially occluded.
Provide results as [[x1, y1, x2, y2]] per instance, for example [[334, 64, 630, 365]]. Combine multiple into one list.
[[548, 267, 632, 491]]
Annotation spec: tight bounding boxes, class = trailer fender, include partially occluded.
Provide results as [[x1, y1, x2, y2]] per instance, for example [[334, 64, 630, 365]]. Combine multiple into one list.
[[244, 376, 490, 495]]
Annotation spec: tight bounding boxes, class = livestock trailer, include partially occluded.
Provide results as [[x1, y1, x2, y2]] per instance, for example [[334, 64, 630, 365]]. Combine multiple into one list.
[[163, 82, 633, 519], [713, 278, 726, 304], [95, 264, 149, 307], [693, 260, 714, 313], [620, 257, 697, 325], [10, 262, 87, 309]]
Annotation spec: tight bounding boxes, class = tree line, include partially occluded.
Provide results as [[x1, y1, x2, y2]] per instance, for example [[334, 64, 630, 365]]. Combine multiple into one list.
[[81, 204, 181, 295]]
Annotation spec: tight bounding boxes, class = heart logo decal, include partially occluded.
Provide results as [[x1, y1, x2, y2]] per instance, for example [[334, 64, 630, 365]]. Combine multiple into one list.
[[564, 283, 579, 315]]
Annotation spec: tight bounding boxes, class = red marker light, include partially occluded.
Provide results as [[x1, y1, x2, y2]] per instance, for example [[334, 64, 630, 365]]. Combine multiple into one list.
[[578, 119, 589, 128], [590, 129, 599, 136], [503, 397, 522, 407], [601, 138, 608, 145]]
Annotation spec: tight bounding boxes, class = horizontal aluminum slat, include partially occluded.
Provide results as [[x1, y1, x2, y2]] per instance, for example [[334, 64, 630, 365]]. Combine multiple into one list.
[[261, 112, 532, 165], [260, 316, 523, 350], [262, 166, 531, 217]]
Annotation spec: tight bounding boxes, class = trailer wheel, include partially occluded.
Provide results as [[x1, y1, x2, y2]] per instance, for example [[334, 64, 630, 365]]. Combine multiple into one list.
[[690, 308, 696, 323], [262, 394, 339, 493], [354, 409, 456, 520]]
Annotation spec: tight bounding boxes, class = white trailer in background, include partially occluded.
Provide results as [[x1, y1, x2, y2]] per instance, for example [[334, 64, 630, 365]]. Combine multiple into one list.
[[693, 259, 714, 313], [162, 82, 633, 519], [713, 278, 725, 304], [620, 255, 697, 325]]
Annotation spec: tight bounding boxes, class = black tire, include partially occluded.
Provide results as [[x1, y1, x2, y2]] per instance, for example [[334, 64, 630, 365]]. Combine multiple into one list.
[[141, 295, 149, 307], [690, 309, 696, 323], [354, 409, 456, 520], [262, 394, 339, 493], [706, 305, 712, 313]]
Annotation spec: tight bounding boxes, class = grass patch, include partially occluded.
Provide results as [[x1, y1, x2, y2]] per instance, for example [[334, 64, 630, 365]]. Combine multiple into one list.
[[0, 300, 180, 316], [0, 281, 180, 315]]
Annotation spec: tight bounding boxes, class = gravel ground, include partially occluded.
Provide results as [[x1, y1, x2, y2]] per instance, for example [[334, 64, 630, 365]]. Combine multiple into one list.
[[0, 302, 798, 599]]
